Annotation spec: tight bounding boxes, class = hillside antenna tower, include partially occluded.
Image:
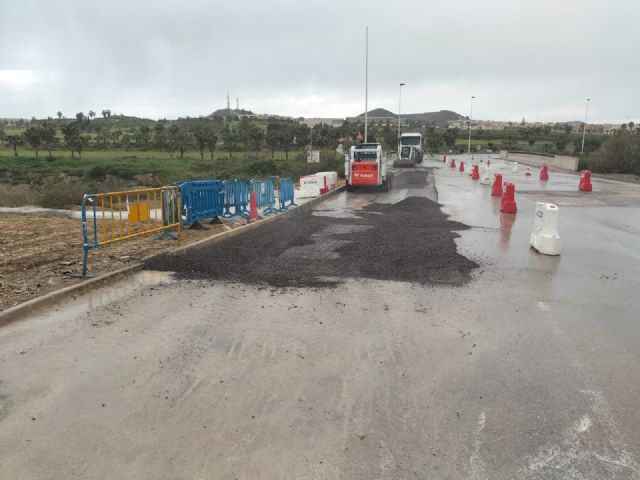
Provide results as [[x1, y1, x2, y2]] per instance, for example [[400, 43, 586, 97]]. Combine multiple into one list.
[[237, 98, 239, 110], [227, 92, 230, 111], [364, 26, 368, 143]]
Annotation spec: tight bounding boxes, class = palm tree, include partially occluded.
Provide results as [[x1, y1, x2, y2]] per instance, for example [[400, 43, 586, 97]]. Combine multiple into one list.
[[57, 111, 63, 120]]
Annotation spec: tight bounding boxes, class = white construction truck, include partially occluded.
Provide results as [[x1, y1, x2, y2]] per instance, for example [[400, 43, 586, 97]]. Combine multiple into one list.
[[394, 133, 423, 167], [345, 143, 390, 192]]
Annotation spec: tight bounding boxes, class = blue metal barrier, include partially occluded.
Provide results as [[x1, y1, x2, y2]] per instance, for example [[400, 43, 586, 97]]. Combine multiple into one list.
[[250, 178, 277, 215], [175, 180, 224, 225], [223, 179, 250, 217], [278, 177, 297, 211]]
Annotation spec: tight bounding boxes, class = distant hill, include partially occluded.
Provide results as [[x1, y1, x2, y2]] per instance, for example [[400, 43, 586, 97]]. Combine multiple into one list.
[[209, 108, 255, 117], [91, 115, 157, 128], [358, 108, 396, 118], [404, 110, 465, 127], [355, 109, 464, 128]]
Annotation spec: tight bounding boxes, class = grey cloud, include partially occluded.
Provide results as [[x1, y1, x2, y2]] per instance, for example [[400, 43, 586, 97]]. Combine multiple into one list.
[[0, 0, 638, 122]]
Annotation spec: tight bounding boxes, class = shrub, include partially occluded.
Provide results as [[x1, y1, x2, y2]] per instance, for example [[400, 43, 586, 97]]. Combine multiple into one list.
[[39, 175, 87, 209], [0, 183, 40, 207], [589, 132, 640, 174], [244, 159, 279, 178]]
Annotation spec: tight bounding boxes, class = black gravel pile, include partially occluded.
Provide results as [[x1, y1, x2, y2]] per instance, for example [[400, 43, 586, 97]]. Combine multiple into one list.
[[145, 194, 478, 288], [334, 197, 478, 285]]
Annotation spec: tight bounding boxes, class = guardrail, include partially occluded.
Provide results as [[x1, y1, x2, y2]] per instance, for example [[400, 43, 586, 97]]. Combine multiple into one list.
[[176, 180, 224, 226], [278, 177, 297, 211], [250, 178, 277, 215], [81, 186, 182, 277]]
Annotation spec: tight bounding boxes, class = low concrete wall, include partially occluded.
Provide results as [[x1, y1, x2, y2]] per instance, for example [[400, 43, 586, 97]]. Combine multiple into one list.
[[499, 150, 579, 171]]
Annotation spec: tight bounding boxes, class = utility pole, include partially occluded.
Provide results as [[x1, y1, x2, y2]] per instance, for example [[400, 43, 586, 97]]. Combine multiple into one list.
[[581, 98, 591, 153], [398, 83, 405, 140], [364, 26, 369, 143], [468, 96, 475, 156], [236, 98, 239, 111]]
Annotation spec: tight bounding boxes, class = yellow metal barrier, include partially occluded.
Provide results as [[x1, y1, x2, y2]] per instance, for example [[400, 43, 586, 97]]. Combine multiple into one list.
[[81, 186, 182, 276]]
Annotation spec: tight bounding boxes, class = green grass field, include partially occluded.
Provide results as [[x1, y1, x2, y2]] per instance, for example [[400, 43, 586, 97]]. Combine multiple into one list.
[[0, 147, 340, 181], [0, 146, 344, 208]]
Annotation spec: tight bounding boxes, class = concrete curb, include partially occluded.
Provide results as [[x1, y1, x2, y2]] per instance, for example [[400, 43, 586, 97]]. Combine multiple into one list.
[[0, 187, 344, 327]]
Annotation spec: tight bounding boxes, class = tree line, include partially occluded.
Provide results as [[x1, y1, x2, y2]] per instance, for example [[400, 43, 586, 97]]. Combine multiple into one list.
[[0, 115, 343, 161]]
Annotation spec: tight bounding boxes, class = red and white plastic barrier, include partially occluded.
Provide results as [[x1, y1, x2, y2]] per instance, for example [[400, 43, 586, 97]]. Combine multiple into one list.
[[500, 182, 517, 213], [491, 173, 503, 197], [579, 170, 592, 192], [540, 164, 549, 181], [299, 171, 339, 198]]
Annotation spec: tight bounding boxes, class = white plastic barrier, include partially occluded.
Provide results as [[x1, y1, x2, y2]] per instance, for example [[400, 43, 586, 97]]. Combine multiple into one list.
[[479, 165, 492, 185], [530, 202, 561, 255], [512, 162, 519, 173], [299, 175, 323, 198], [316, 171, 338, 191]]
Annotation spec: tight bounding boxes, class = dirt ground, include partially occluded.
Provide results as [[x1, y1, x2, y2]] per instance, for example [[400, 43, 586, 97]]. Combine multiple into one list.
[[0, 213, 243, 312]]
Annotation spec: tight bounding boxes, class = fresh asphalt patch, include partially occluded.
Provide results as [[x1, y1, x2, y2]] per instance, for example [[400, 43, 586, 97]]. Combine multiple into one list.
[[146, 171, 478, 287]]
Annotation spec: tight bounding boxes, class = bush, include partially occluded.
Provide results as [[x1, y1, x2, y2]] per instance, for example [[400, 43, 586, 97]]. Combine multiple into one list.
[[244, 159, 279, 177], [589, 132, 640, 174], [39, 175, 87, 209], [578, 156, 590, 171], [88, 165, 108, 180], [0, 183, 40, 207]]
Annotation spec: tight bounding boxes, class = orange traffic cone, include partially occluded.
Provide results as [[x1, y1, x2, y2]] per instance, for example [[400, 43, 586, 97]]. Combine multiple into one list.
[[249, 192, 259, 223]]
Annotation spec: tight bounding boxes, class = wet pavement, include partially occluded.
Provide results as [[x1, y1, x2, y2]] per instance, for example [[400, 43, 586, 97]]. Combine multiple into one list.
[[0, 161, 639, 479]]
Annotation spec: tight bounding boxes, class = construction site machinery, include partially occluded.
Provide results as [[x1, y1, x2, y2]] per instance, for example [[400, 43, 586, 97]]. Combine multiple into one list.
[[394, 145, 419, 168], [398, 133, 423, 165], [345, 143, 390, 192]]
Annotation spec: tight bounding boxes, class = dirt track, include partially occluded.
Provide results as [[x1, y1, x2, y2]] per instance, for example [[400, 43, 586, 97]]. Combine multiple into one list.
[[0, 214, 238, 311]]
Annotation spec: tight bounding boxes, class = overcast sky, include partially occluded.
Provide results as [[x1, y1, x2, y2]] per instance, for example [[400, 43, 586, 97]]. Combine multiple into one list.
[[1, 0, 638, 123]]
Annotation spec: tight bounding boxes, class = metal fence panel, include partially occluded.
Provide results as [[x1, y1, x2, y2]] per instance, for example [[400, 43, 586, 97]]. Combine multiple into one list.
[[250, 179, 277, 215], [81, 186, 182, 277], [278, 177, 297, 211], [176, 180, 224, 224]]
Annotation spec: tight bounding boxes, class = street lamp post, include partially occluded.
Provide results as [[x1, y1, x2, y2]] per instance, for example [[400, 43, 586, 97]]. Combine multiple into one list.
[[398, 83, 405, 141], [364, 26, 369, 143], [467, 96, 475, 157], [581, 98, 591, 154]]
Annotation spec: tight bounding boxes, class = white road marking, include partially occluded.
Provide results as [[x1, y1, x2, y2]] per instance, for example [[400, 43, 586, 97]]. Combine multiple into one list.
[[519, 389, 640, 479], [469, 411, 488, 480]]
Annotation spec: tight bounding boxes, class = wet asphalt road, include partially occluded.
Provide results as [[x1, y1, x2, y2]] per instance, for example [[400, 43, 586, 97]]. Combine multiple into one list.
[[1, 160, 639, 479]]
